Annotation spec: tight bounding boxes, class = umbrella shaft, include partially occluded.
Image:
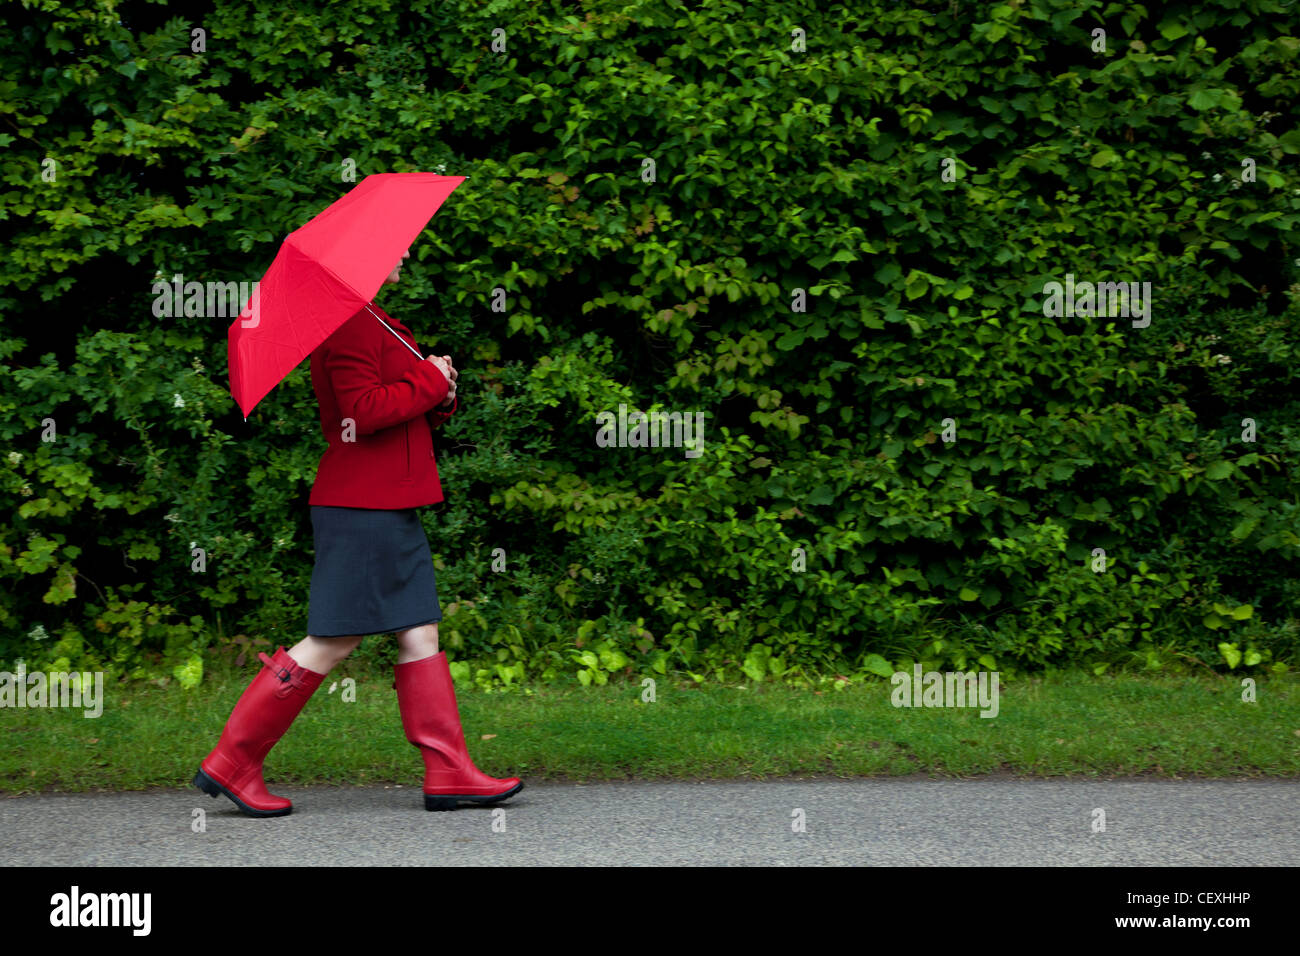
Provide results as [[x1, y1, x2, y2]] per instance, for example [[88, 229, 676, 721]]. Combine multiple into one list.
[[365, 304, 425, 361]]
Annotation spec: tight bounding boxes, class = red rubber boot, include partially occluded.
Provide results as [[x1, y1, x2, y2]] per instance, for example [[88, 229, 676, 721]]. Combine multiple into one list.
[[394, 651, 523, 811], [193, 647, 325, 817]]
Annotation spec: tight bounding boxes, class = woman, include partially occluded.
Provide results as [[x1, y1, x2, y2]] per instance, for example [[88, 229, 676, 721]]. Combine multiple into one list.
[[193, 248, 522, 816]]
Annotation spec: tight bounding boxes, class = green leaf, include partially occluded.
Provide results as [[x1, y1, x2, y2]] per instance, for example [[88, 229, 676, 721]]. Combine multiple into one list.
[[1218, 642, 1241, 669], [1230, 517, 1259, 540], [1205, 460, 1233, 480], [173, 655, 203, 690], [600, 648, 629, 671], [1090, 150, 1119, 168], [959, 587, 979, 601], [1157, 21, 1189, 41], [776, 327, 806, 350], [807, 484, 834, 506], [1230, 605, 1253, 621], [862, 653, 894, 678]]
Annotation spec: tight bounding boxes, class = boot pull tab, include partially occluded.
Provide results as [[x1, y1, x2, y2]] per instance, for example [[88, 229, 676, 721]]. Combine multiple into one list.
[[259, 651, 297, 695]]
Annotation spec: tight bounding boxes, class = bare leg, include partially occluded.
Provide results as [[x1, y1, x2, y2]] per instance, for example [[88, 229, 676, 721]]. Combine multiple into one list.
[[396, 623, 439, 663], [287, 634, 365, 673]]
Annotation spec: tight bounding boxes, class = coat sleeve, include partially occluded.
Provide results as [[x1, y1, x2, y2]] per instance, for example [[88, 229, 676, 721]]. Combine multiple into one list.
[[323, 316, 450, 436], [426, 394, 458, 430]]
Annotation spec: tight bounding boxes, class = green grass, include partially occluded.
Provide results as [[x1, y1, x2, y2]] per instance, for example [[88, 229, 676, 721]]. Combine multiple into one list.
[[3, 664, 1298, 794]]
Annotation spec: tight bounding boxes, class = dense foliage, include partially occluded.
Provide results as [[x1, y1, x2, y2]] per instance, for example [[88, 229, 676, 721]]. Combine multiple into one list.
[[2, 0, 1298, 688]]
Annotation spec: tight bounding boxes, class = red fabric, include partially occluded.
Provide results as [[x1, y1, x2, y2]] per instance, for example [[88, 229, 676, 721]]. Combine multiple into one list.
[[308, 303, 457, 509]]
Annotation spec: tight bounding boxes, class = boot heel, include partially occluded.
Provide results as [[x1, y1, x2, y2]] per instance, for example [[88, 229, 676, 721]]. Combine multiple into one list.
[[425, 794, 459, 811], [193, 769, 221, 798]]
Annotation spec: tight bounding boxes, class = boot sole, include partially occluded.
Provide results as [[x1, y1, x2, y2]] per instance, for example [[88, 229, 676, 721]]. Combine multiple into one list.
[[424, 780, 524, 811], [193, 768, 293, 818]]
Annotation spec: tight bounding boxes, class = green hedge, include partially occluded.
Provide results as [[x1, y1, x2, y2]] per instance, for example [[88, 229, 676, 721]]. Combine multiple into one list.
[[2, 0, 1298, 687]]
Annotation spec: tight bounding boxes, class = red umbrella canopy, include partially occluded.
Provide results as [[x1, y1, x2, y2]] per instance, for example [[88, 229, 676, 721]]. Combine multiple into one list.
[[227, 172, 466, 418]]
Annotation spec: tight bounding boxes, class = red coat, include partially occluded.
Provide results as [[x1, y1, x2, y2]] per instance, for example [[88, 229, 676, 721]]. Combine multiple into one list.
[[308, 303, 457, 509]]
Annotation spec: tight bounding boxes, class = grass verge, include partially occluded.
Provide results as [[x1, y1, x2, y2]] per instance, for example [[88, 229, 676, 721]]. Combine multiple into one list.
[[3, 665, 1297, 794]]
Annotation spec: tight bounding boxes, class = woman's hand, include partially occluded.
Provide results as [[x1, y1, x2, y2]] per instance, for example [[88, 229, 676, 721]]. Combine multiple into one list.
[[427, 354, 457, 405]]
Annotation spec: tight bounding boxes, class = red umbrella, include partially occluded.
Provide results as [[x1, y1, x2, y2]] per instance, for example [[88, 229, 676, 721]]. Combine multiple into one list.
[[227, 172, 466, 419]]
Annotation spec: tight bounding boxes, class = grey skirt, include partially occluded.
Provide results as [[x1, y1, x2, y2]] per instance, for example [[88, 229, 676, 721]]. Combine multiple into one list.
[[306, 506, 442, 637]]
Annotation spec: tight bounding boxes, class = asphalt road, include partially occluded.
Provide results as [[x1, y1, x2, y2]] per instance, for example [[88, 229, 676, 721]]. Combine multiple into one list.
[[3, 778, 1296, 866]]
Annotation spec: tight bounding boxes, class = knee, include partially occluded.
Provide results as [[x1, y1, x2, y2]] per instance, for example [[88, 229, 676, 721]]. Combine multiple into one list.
[[397, 623, 439, 655], [322, 635, 364, 664]]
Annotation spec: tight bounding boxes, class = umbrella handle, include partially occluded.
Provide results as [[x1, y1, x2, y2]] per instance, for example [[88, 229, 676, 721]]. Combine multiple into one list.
[[364, 304, 426, 362]]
